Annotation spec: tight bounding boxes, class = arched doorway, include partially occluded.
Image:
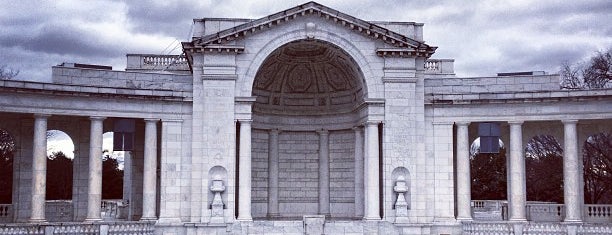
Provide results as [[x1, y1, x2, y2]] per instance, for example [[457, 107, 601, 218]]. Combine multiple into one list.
[[250, 39, 367, 219]]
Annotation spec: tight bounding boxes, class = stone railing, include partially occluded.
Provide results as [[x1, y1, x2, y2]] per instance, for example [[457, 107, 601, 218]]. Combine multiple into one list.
[[102, 200, 128, 221], [586, 204, 612, 223], [0, 204, 11, 223], [45, 200, 73, 222], [527, 203, 565, 222], [462, 222, 513, 234], [464, 221, 612, 235], [0, 222, 154, 235], [424, 59, 454, 74], [472, 200, 506, 220], [126, 54, 189, 72], [472, 200, 612, 223]]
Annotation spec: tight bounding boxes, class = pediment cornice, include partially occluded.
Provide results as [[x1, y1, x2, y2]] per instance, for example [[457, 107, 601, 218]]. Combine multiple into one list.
[[183, 1, 436, 58]]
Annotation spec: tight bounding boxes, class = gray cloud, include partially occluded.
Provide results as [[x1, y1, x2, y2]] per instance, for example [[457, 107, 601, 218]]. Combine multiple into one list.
[[1, 0, 610, 81], [1, 25, 119, 57]]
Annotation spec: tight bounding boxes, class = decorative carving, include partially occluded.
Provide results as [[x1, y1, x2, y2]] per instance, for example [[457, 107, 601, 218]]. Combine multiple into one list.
[[286, 65, 313, 92], [394, 175, 409, 224], [305, 22, 316, 39], [210, 175, 226, 224], [252, 40, 366, 115]]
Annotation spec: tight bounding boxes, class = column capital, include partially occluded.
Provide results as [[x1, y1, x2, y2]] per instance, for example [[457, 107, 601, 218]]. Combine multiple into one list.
[[161, 119, 184, 123], [562, 119, 579, 124], [269, 128, 281, 135], [89, 116, 106, 121], [364, 121, 380, 126], [507, 120, 524, 125], [316, 129, 329, 135], [352, 126, 363, 131], [455, 121, 470, 126], [143, 118, 160, 123], [237, 119, 252, 124], [432, 121, 455, 126], [33, 113, 51, 119]]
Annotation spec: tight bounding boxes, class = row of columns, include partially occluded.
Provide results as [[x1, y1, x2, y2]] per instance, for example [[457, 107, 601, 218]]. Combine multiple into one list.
[[456, 120, 582, 222], [236, 120, 380, 220], [28, 114, 159, 222]]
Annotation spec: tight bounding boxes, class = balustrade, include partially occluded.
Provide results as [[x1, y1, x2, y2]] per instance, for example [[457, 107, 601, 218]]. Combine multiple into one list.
[[471, 200, 612, 223], [585, 204, 612, 223], [102, 200, 128, 221], [126, 54, 189, 71], [45, 200, 73, 222], [0, 204, 11, 223], [424, 60, 440, 72], [526, 203, 565, 222], [0, 222, 154, 235], [424, 59, 454, 74], [464, 221, 612, 235]]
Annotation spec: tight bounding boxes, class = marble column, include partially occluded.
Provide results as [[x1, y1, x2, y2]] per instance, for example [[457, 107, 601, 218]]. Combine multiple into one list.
[[30, 114, 49, 222], [353, 126, 364, 218], [141, 119, 158, 220], [455, 122, 472, 221], [237, 120, 252, 221], [267, 129, 280, 217], [85, 116, 105, 221], [317, 129, 330, 216], [508, 121, 526, 221], [563, 120, 582, 222], [364, 122, 380, 220]]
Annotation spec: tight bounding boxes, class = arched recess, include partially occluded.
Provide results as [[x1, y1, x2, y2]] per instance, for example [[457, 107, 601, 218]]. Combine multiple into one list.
[[46, 130, 74, 200], [524, 135, 564, 203], [391, 167, 410, 210], [250, 38, 368, 218], [0, 129, 16, 204], [582, 132, 612, 204], [239, 28, 381, 99], [470, 137, 507, 200], [208, 166, 228, 209]]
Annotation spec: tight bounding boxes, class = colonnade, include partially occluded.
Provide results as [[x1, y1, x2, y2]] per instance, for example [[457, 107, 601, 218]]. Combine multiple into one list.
[[236, 120, 381, 220], [455, 120, 583, 222], [27, 114, 159, 222]]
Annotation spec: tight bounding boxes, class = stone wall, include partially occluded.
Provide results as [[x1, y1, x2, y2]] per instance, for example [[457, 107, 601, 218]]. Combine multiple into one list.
[[251, 129, 269, 218], [329, 130, 355, 217], [250, 129, 357, 218], [425, 74, 560, 95], [51, 66, 192, 97], [277, 131, 319, 217]]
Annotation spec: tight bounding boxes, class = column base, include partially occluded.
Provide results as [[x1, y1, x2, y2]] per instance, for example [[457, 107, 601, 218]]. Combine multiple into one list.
[[84, 218, 102, 222], [563, 219, 582, 223], [455, 216, 473, 222], [28, 218, 47, 223], [363, 216, 382, 221], [267, 213, 281, 218], [140, 217, 158, 222], [236, 217, 253, 222], [156, 217, 182, 225], [508, 218, 527, 222]]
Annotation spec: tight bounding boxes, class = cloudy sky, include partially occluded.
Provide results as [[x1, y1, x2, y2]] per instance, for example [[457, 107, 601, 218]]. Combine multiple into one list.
[[1, 0, 610, 82]]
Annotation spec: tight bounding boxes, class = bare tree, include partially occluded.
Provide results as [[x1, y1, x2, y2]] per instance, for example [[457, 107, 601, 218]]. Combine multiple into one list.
[[0, 65, 19, 80], [583, 132, 612, 204], [561, 48, 612, 89]]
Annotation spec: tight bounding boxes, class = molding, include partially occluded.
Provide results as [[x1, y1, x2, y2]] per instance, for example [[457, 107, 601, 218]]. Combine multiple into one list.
[[202, 75, 238, 80], [235, 96, 257, 103], [382, 78, 418, 83]]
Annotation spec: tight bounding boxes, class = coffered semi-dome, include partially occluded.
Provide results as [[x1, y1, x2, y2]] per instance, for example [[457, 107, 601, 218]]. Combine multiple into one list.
[[252, 39, 366, 116]]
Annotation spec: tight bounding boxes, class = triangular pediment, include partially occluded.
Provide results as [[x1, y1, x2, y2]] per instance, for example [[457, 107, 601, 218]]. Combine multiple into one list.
[[183, 1, 436, 58]]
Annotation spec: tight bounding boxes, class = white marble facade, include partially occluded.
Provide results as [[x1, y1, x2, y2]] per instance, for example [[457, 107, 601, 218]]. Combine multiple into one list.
[[0, 2, 611, 235]]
